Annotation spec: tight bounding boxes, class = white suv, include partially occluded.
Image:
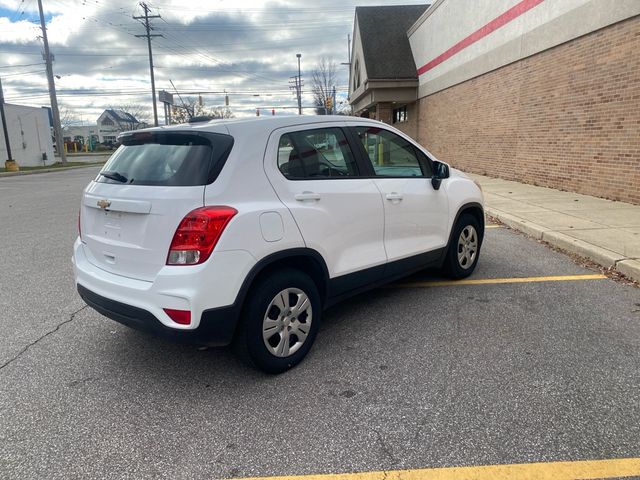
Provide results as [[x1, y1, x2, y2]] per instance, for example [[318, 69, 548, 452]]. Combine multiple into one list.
[[73, 116, 484, 373]]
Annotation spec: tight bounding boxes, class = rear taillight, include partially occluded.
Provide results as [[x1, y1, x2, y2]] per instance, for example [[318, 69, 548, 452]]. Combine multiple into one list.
[[167, 206, 237, 266]]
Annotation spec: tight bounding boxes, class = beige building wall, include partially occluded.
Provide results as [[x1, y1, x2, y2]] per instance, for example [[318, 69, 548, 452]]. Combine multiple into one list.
[[409, 0, 640, 97], [418, 16, 640, 204], [404, 0, 640, 204]]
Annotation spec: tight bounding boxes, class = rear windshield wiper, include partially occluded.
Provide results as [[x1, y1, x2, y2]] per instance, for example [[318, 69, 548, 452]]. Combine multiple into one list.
[[99, 171, 128, 183]]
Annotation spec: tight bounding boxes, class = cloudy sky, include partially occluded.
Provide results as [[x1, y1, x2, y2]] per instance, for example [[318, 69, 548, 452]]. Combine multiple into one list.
[[0, 0, 427, 124]]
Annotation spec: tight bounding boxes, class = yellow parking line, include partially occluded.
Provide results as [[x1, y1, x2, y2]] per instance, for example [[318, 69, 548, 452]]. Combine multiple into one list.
[[232, 457, 640, 480], [395, 274, 606, 288], [485, 224, 502, 229]]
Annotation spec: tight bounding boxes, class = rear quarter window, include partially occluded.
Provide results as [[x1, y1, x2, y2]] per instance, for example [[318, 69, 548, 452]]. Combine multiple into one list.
[[96, 131, 233, 186]]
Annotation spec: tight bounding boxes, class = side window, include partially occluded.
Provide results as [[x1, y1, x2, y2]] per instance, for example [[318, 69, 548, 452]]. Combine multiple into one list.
[[415, 149, 434, 177], [277, 127, 359, 179], [355, 126, 432, 178]]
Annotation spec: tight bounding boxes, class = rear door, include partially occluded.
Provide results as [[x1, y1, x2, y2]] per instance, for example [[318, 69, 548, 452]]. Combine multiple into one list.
[[80, 130, 233, 281], [264, 124, 387, 283], [349, 125, 449, 266]]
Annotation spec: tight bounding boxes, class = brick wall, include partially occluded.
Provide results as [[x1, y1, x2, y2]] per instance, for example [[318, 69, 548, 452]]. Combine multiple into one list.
[[393, 101, 419, 139], [417, 16, 640, 205], [374, 103, 394, 124]]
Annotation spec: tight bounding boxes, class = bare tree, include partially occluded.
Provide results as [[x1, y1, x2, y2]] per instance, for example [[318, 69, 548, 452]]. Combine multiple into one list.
[[59, 106, 79, 129], [336, 103, 353, 116], [210, 106, 234, 119], [311, 57, 337, 115], [170, 98, 234, 124], [171, 98, 201, 124]]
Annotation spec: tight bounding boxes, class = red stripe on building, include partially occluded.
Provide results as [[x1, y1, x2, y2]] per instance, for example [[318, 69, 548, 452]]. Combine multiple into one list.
[[416, 0, 545, 76]]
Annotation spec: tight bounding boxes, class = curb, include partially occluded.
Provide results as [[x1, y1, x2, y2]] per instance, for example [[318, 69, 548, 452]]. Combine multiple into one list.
[[616, 260, 640, 282], [0, 163, 104, 178], [486, 209, 549, 240], [486, 206, 640, 284]]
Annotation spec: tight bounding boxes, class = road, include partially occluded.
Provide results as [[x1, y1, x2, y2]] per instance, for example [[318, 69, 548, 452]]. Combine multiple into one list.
[[1, 167, 639, 479]]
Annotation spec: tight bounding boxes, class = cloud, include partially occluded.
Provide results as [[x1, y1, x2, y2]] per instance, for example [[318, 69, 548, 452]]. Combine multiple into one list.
[[1, 0, 428, 121]]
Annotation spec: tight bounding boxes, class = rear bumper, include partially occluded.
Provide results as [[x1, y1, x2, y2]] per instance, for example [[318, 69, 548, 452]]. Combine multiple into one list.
[[78, 284, 239, 346], [73, 237, 256, 344]]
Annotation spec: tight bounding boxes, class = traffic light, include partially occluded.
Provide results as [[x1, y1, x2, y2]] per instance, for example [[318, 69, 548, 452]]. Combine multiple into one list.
[[325, 97, 333, 110]]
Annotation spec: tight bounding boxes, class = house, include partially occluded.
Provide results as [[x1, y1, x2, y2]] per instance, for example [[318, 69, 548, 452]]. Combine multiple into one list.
[[96, 109, 144, 144], [349, 1, 640, 205]]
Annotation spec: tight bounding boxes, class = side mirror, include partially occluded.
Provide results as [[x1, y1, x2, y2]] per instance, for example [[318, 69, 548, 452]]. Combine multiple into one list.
[[431, 161, 449, 190]]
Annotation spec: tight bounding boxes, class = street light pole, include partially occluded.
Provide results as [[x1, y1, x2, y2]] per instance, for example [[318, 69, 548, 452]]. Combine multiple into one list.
[[37, 0, 66, 164], [296, 53, 302, 115]]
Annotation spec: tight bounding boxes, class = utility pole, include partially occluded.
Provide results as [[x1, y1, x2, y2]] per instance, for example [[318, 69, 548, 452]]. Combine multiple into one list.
[[341, 34, 352, 68], [0, 78, 14, 166], [134, 2, 161, 127], [296, 53, 302, 115], [332, 86, 336, 115], [37, 0, 66, 164]]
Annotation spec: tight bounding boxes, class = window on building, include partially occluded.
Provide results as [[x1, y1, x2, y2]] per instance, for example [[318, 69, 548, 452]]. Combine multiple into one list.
[[392, 105, 408, 124], [354, 126, 432, 178], [353, 58, 361, 91], [101, 117, 114, 126], [277, 128, 359, 179]]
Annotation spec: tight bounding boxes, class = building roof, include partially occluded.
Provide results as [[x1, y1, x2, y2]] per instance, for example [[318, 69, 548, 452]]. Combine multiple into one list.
[[105, 109, 139, 124], [356, 4, 429, 80]]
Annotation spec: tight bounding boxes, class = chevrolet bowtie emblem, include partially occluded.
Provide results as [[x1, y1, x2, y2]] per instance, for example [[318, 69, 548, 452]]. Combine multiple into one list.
[[97, 199, 111, 210]]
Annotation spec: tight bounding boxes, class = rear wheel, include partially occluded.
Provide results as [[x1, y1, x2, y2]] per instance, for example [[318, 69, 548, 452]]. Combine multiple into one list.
[[443, 213, 481, 279], [235, 269, 321, 374]]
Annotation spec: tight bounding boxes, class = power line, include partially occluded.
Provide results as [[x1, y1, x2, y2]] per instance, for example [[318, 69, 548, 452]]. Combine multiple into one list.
[[1, 69, 46, 77], [10, 0, 35, 22], [155, 15, 285, 86], [0, 63, 45, 69]]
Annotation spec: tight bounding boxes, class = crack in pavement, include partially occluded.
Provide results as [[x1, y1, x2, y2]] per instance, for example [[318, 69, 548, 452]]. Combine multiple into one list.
[[0, 304, 87, 372], [373, 429, 399, 467]]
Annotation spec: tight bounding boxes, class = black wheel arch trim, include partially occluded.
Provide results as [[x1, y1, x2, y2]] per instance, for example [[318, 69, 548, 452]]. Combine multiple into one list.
[[446, 202, 485, 252], [232, 247, 331, 309]]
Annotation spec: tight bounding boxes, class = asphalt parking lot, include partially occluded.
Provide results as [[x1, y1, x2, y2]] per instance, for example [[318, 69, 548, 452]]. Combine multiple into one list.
[[1, 167, 639, 480]]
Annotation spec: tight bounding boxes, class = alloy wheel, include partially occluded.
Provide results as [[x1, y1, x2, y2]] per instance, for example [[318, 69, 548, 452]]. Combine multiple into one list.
[[262, 288, 313, 358], [457, 225, 478, 269]]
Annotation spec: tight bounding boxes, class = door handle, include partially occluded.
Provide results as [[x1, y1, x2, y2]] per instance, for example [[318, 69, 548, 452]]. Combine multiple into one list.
[[295, 192, 321, 202], [385, 192, 403, 201]]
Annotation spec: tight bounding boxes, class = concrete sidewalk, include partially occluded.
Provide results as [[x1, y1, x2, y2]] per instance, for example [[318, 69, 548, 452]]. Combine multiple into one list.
[[470, 174, 640, 283]]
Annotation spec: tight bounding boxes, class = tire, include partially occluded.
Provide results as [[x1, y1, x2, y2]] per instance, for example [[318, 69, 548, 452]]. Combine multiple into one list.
[[442, 213, 482, 279], [234, 268, 321, 374]]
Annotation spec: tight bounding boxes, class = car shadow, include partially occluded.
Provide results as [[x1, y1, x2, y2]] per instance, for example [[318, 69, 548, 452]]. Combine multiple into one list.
[[96, 266, 446, 383]]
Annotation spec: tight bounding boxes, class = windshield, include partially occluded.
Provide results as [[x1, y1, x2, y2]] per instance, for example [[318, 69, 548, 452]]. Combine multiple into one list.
[[96, 131, 233, 186]]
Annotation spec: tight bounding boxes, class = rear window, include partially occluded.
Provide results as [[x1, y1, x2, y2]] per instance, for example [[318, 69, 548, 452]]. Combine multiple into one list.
[[96, 131, 233, 186]]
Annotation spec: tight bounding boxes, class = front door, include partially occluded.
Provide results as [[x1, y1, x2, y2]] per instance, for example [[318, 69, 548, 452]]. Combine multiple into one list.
[[350, 125, 449, 266]]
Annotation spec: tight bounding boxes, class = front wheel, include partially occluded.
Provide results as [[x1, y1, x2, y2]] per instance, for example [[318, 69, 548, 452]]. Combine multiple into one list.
[[442, 213, 482, 279], [235, 269, 321, 374]]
